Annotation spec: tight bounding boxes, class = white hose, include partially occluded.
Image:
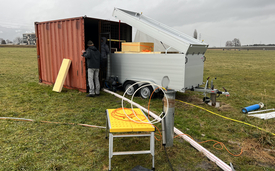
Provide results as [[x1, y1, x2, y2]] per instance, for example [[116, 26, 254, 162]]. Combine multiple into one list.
[[103, 88, 233, 171], [122, 81, 169, 124]]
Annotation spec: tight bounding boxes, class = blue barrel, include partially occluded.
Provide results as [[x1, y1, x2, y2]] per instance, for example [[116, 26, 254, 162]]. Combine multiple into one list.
[[242, 103, 263, 113]]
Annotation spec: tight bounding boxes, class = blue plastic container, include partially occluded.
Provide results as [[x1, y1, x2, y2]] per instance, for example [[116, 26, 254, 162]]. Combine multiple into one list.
[[242, 102, 264, 114]]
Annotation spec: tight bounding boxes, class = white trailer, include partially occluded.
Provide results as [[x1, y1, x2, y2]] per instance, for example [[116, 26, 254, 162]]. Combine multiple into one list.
[[110, 8, 209, 98]]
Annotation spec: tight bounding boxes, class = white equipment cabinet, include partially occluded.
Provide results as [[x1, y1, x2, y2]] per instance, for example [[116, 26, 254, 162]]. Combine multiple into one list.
[[110, 8, 208, 98]]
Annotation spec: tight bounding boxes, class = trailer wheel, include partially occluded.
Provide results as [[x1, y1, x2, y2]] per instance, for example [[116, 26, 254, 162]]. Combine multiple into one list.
[[140, 84, 154, 99], [124, 81, 138, 96], [203, 97, 210, 104]]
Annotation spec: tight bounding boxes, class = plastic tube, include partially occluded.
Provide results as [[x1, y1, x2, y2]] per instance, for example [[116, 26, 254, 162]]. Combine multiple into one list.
[[248, 108, 275, 114], [122, 81, 169, 124], [103, 89, 233, 171], [242, 102, 264, 114], [174, 128, 232, 171]]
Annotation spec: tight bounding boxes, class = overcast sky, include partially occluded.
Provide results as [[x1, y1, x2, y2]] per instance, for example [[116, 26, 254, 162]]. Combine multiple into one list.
[[0, 0, 274, 47]]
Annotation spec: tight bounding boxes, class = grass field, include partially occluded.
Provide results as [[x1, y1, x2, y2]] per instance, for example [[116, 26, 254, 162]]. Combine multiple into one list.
[[0, 47, 275, 171]]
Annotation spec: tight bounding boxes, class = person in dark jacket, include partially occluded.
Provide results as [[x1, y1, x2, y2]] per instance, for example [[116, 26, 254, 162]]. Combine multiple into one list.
[[82, 40, 101, 97], [100, 37, 109, 81]]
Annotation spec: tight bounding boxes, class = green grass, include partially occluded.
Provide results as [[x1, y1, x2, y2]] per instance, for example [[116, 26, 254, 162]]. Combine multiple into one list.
[[0, 47, 275, 170]]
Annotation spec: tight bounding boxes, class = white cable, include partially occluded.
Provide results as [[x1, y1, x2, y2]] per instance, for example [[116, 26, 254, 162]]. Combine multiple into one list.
[[122, 81, 165, 124], [121, 81, 170, 124], [130, 82, 168, 124], [130, 83, 163, 124]]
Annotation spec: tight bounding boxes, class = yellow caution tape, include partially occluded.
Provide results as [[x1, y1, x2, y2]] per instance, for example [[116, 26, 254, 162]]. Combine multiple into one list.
[[176, 99, 275, 136]]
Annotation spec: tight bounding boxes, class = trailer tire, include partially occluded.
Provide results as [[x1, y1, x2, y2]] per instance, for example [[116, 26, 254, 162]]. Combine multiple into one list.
[[203, 97, 210, 104], [140, 84, 154, 99], [124, 81, 138, 96]]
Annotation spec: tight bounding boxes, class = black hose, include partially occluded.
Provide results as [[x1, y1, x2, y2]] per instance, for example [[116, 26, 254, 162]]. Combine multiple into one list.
[[164, 145, 174, 171]]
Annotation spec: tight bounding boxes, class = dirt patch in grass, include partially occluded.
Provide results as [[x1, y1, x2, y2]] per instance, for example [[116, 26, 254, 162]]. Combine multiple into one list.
[[229, 138, 275, 168], [38, 83, 52, 87], [186, 96, 203, 104], [187, 96, 205, 105], [176, 94, 234, 112], [195, 160, 219, 170], [242, 138, 275, 167], [218, 103, 234, 112], [176, 94, 204, 105]]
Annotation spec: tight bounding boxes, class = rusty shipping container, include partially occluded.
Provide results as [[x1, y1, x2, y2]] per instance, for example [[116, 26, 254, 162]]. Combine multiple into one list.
[[35, 16, 132, 92]]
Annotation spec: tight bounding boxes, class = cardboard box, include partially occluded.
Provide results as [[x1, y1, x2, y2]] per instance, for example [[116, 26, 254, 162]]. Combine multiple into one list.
[[121, 42, 154, 52]]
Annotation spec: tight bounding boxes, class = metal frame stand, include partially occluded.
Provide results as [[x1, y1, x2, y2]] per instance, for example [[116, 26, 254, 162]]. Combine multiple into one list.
[[106, 115, 155, 171]]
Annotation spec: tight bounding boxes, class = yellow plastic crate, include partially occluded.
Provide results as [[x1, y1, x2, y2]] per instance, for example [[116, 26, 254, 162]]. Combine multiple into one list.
[[107, 108, 155, 132]]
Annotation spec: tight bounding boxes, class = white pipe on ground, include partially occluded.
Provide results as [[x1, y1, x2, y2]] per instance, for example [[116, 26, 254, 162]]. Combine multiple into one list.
[[103, 89, 232, 171]]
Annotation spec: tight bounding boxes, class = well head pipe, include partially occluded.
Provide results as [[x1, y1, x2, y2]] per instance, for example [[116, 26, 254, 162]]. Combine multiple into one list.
[[162, 89, 176, 147]]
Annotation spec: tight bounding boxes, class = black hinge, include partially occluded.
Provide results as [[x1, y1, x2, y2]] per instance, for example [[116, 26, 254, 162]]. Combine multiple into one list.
[[37, 55, 40, 59]]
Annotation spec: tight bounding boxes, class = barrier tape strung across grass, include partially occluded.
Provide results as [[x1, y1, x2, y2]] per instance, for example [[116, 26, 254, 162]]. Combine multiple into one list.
[[176, 99, 275, 136], [0, 117, 106, 129]]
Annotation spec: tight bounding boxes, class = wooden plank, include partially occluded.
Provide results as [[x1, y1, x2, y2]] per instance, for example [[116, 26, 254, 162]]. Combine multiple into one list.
[[121, 42, 154, 52], [53, 59, 71, 92]]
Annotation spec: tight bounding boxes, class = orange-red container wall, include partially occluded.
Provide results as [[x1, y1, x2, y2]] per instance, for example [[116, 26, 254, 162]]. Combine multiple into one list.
[[36, 17, 132, 92], [36, 18, 86, 92]]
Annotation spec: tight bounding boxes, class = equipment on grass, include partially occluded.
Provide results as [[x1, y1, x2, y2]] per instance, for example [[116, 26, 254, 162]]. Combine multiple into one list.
[[162, 89, 176, 147], [106, 108, 155, 171], [105, 7, 233, 170], [111, 8, 208, 98], [192, 77, 230, 106], [242, 102, 264, 114], [105, 76, 120, 92], [111, 8, 230, 106]]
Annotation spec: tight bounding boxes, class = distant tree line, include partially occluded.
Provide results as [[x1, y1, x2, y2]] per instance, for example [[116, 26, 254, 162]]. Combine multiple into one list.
[[0, 38, 6, 44], [226, 38, 241, 47], [0, 37, 23, 45], [225, 39, 275, 47], [248, 44, 275, 46]]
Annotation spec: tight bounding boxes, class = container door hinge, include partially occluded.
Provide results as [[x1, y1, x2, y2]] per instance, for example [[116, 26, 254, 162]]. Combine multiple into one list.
[[39, 79, 42, 83], [37, 55, 40, 59]]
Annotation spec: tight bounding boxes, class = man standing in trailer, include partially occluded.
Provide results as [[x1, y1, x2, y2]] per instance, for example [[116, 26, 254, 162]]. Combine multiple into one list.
[[100, 37, 109, 82], [82, 40, 101, 97]]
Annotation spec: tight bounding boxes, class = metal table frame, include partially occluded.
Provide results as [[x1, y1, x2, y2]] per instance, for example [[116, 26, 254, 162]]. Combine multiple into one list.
[[106, 109, 155, 171]]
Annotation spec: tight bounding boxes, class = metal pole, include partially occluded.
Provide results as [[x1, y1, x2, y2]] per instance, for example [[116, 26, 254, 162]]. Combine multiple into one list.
[[150, 132, 155, 169], [109, 133, 113, 171], [210, 93, 216, 106], [161, 119, 166, 145], [107, 32, 111, 80], [162, 89, 176, 147]]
